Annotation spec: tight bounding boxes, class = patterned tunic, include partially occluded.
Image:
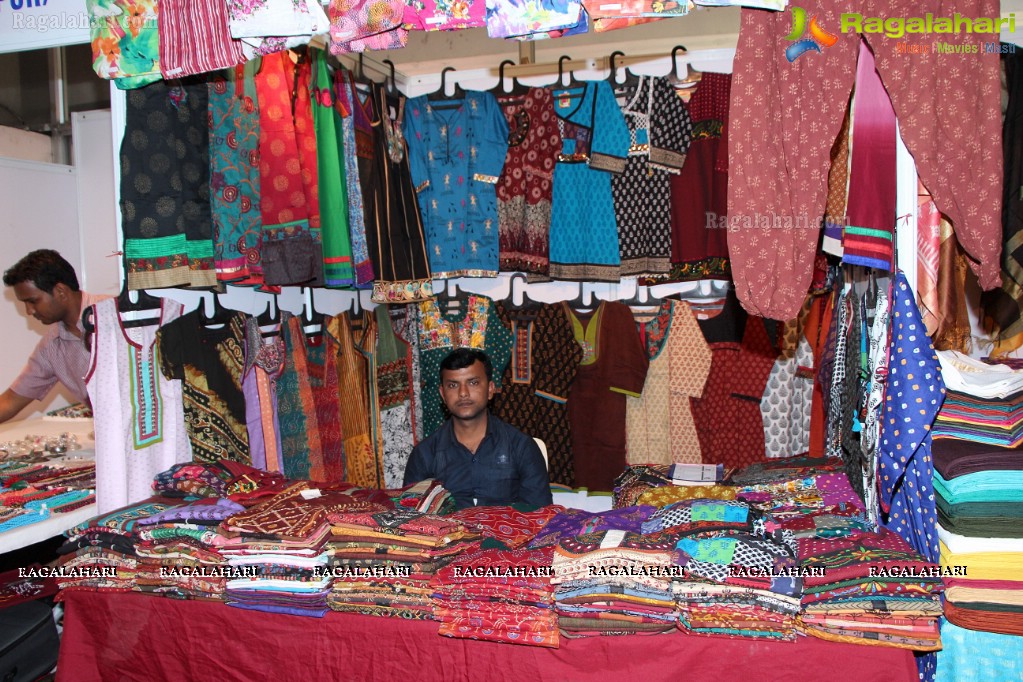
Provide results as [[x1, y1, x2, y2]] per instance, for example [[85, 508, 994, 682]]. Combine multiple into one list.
[[87, 298, 190, 514], [564, 301, 649, 491], [121, 79, 215, 289], [377, 305, 416, 488], [330, 311, 383, 488], [669, 72, 731, 282], [626, 300, 711, 466], [416, 295, 513, 437], [611, 76, 692, 278], [492, 302, 583, 486], [349, 76, 434, 303], [209, 66, 262, 285], [255, 51, 324, 287], [405, 91, 510, 279], [495, 88, 561, 280], [276, 314, 344, 482], [760, 307, 815, 459], [157, 310, 249, 465], [548, 80, 630, 282]]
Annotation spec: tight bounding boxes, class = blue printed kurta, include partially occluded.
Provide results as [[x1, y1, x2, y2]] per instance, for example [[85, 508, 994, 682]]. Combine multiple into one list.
[[405, 91, 509, 279], [548, 80, 630, 282]]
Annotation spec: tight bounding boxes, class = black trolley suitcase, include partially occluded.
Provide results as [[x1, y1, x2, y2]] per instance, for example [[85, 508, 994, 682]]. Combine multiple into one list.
[[0, 600, 59, 682]]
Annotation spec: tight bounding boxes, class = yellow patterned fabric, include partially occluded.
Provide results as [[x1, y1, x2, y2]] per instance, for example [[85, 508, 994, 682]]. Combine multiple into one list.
[[637, 484, 736, 507]]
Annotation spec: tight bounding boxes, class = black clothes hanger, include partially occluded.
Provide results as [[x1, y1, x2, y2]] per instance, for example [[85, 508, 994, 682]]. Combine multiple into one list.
[[82, 284, 162, 335], [433, 281, 468, 314], [255, 299, 282, 337], [428, 67, 467, 105], [301, 288, 325, 338], [381, 59, 399, 97], [607, 51, 639, 89], [670, 44, 702, 88], [490, 59, 530, 98], [200, 293, 236, 328], [555, 55, 585, 90]]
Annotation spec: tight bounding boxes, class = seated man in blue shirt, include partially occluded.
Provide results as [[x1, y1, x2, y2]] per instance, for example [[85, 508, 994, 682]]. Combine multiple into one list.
[[403, 348, 552, 510]]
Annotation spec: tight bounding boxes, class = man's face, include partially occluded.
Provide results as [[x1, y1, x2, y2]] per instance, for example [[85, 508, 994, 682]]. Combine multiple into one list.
[[439, 360, 495, 422], [13, 281, 65, 325]]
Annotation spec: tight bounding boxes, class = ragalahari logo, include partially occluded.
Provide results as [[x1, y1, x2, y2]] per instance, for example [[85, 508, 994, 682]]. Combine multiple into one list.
[[784, 7, 839, 62]]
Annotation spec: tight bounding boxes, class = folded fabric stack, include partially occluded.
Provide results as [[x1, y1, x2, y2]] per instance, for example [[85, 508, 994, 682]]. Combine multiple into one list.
[[53, 500, 177, 597], [220, 482, 391, 618], [934, 351, 1023, 447], [932, 440, 1023, 539], [636, 484, 737, 508], [611, 465, 674, 508], [937, 524, 1023, 637], [132, 498, 246, 600], [641, 499, 801, 640], [387, 478, 455, 514], [433, 546, 559, 647], [728, 456, 848, 487], [326, 508, 480, 620], [550, 530, 679, 637], [735, 471, 868, 540], [797, 528, 944, 650]]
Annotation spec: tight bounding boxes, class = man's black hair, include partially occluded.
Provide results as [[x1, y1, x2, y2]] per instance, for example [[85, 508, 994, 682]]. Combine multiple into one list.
[[3, 250, 80, 294], [439, 348, 493, 380]]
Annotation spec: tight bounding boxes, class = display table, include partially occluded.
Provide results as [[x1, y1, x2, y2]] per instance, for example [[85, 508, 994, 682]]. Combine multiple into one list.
[[57, 590, 919, 682], [0, 417, 96, 553]]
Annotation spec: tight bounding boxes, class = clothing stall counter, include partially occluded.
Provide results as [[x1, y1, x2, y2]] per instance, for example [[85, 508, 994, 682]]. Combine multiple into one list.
[[57, 590, 919, 682]]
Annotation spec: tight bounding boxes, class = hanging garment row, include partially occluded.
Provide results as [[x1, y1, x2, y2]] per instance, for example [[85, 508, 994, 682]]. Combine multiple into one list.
[[118, 47, 734, 304]]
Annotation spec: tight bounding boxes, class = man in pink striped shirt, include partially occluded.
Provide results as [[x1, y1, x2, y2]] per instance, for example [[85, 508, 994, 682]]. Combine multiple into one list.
[[1, 250, 104, 423]]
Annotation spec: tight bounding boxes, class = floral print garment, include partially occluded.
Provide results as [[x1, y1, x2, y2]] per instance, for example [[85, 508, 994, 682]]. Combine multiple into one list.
[[87, 0, 161, 89]]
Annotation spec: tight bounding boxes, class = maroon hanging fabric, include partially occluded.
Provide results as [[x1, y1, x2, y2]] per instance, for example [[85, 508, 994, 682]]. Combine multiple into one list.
[[727, 0, 1002, 320]]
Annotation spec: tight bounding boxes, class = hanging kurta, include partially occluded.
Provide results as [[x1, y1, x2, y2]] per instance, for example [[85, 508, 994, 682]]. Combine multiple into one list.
[[626, 300, 711, 466], [242, 317, 285, 473], [690, 302, 777, 472], [495, 87, 561, 280], [334, 72, 375, 288], [348, 76, 434, 303], [331, 311, 383, 488], [328, 0, 408, 53], [255, 51, 324, 287], [276, 314, 345, 482], [669, 72, 731, 282], [727, 1, 1001, 321], [394, 303, 425, 444], [121, 79, 216, 290], [311, 49, 355, 288], [564, 301, 649, 491], [492, 301, 583, 486], [417, 295, 513, 437], [209, 65, 263, 285], [87, 298, 191, 514], [611, 76, 692, 278], [548, 80, 630, 282], [157, 310, 249, 465], [405, 91, 510, 279], [377, 305, 416, 488], [760, 305, 814, 459]]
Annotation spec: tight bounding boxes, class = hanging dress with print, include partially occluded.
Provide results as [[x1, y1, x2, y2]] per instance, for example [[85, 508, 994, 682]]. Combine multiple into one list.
[[377, 304, 416, 488], [87, 297, 191, 514], [611, 76, 692, 278], [405, 91, 510, 279], [157, 310, 250, 465], [242, 316, 286, 473], [494, 87, 561, 280], [492, 301, 583, 486], [121, 79, 216, 290], [331, 311, 383, 488], [209, 64, 263, 285], [548, 80, 630, 282], [348, 75, 434, 303], [626, 299, 711, 466]]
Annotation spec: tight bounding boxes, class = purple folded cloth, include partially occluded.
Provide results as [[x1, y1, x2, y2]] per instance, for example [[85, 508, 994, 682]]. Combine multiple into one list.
[[528, 506, 657, 548], [137, 498, 246, 526], [932, 439, 1023, 480]]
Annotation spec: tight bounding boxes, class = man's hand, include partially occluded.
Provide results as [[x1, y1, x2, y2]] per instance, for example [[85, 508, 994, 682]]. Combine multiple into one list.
[[0, 388, 33, 424]]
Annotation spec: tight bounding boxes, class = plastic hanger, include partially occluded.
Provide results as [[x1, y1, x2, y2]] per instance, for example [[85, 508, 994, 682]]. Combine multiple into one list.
[[381, 59, 399, 97], [670, 45, 701, 89], [255, 298, 281, 338], [555, 55, 585, 91], [301, 288, 325, 339], [607, 51, 639, 89], [490, 59, 530, 98], [428, 67, 466, 105], [434, 281, 467, 314], [200, 293, 236, 328]]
